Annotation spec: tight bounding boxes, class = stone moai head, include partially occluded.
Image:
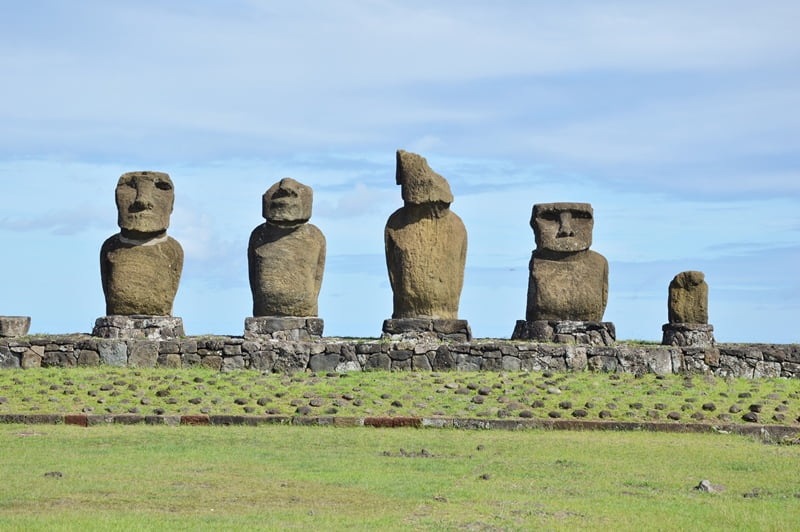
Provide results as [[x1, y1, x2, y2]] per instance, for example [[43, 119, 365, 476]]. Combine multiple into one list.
[[532, 202, 594, 253], [262, 177, 313, 227], [668, 270, 709, 324], [116, 171, 175, 235], [396, 149, 454, 206]]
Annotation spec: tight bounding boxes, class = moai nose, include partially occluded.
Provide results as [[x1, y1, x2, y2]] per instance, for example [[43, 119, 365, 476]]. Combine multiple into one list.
[[132, 179, 156, 209], [557, 211, 575, 237]]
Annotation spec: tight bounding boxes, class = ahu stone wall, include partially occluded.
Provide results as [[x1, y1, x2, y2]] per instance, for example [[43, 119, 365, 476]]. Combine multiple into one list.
[[1, 335, 799, 379]]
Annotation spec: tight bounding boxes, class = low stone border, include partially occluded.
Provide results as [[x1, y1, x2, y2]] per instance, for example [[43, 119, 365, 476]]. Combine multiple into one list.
[[0, 413, 796, 441]]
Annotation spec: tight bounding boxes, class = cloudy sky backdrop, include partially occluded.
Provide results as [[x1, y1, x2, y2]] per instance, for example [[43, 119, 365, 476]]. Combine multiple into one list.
[[1, 1, 798, 342]]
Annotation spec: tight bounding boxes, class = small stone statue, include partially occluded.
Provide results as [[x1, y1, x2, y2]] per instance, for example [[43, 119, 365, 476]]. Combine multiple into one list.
[[662, 270, 714, 347], [512, 202, 613, 345], [100, 171, 183, 316], [668, 271, 708, 324], [383, 150, 470, 341], [246, 178, 326, 340]]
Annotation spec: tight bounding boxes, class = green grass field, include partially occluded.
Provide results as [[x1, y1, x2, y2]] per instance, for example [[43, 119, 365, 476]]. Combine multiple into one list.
[[1, 368, 799, 529], [0, 424, 799, 530]]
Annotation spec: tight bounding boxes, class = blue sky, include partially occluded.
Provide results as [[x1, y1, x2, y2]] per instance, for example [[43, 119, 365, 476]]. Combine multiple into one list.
[[1, 1, 798, 342]]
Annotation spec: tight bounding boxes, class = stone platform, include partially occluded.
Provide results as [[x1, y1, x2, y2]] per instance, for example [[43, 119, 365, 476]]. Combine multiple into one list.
[[244, 316, 324, 341], [662, 323, 715, 348], [512, 320, 616, 346], [92, 316, 185, 340], [0, 316, 31, 337], [1, 334, 798, 378], [381, 318, 472, 342]]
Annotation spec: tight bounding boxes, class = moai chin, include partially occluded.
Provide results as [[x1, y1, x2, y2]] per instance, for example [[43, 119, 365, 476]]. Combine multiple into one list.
[[95, 171, 185, 339], [513, 202, 613, 346], [246, 178, 326, 340], [662, 270, 714, 347], [383, 150, 470, 341]]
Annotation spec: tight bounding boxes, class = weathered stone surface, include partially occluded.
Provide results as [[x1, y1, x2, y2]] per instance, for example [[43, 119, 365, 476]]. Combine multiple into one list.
[[221, 356, 245, 372], [382, 318, 472, 341], [77, 350, 100, 366], [128, 341, 158, 368], [0, 316, 31, 337], [385, 150, 467, 320], [512, 320, 615, 346], [0, 344, 19, 368], [309, 353, 340, 373], [248, 178, 325, 317], [101, 172, 183, 316], [662, 323, 715, 348], [21, 348, 43, 369], [98, 340, 128, 366], [524, 203, 608, 322], [93, 315, 185, 340], [244, 317, 324, 340], [668, 271, 708, 324]]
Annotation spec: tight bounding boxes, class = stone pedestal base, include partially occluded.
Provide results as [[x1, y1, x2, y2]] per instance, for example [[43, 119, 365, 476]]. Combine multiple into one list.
[[381, 318, 472, 342], [0, 316, 31, 337], [512, 320, 616, 346], [244, 316, 323, 341], [93, 316, 185, 340], [662, 323, 715, 347]]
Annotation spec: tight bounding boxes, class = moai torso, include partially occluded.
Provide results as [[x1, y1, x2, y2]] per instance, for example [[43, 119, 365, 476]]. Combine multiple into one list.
[[385, 204, 467, 319], [248, 178, 326, 317], [100, 171, 184, 316], [384, 150, 467, 320], [101, 236, 183, 315], [525, 202, 608, 322], [668, 271, 708, 324]]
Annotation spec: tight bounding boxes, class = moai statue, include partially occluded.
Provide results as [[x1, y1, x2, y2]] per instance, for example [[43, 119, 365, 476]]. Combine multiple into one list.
[[93, 171, 185, 339], [512, 202, 615, 346], [662, 271, 714, 347], [382, 150, 471, 342], [245, 178, 326, 340], [668, 271, 708, 324]]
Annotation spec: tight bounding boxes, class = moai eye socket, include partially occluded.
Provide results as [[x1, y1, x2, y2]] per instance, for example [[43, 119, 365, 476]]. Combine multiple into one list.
[[571, 209, 592, 220], [539, 210, 559, 222], [155, 180, 173, 191]]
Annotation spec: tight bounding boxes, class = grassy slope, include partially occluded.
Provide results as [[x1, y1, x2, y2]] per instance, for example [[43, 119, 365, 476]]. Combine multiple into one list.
[[1, 367, 799, 426]]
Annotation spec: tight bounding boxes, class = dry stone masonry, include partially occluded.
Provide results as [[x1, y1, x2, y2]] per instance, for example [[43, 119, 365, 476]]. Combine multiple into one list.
[[1, 335, 798, 379], [513, 202, 614, 345], [383, 150, 470, 340]]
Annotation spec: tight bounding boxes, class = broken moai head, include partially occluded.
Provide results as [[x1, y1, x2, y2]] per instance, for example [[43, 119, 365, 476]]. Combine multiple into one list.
[[116, 171, 175, 235], [262, 177, 313, 227], [668, 270, 708, 324], [532, 202, 594, 253], [396, 149, 454, 206], [385, 150, 467, 319]]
